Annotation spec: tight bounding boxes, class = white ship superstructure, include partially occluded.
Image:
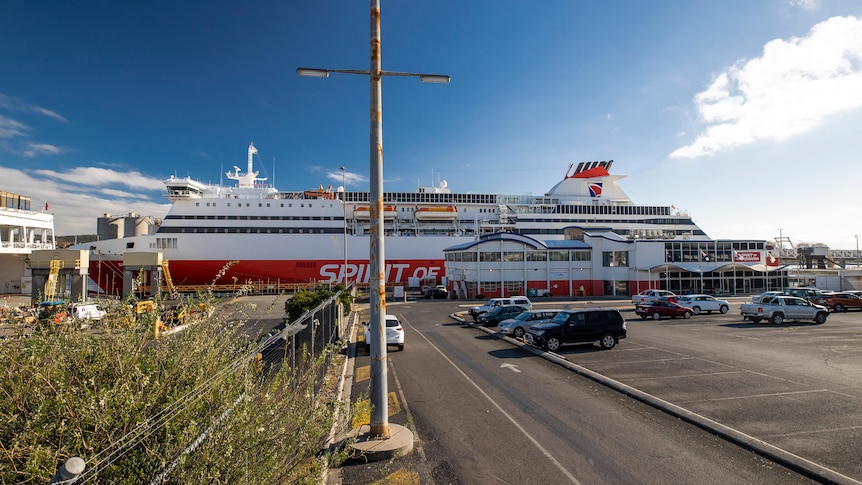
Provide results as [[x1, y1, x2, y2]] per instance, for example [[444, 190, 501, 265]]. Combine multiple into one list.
[[76, 144, 709, 294], [0, 192, 56, 294]]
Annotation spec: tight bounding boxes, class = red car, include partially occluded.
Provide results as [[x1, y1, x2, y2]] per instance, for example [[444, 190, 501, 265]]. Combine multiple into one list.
[[811, 292, 862, 312], [635, 300, 693, 320]]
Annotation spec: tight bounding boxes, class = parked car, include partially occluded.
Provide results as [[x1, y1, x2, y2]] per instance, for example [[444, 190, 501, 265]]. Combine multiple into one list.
[[740, 295, 828, 324], [470, 296, 532, 320], [811, 292, 862, 312], [525, 308, 627, 351], [428, 288, 449, 299], [783, 287, 829, 302], [635, 300, 694, 320], [476, 305, 527, 326], [70, 303, 107, 321], [675, 295, 730, 315], [752, 291, 784, 303], [363, 314, 405, 351], [497, 310, 562, 339], [631, 289, 677, 305]]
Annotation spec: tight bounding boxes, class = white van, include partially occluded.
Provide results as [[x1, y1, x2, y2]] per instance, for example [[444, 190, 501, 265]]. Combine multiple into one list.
[[70, 303, 107, 321], [469, 296, 532, 321]]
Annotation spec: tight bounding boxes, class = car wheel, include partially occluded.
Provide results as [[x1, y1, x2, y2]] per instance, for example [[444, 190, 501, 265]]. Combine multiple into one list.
[[683, 311, 692, 319], [815, 313, 827, 324], [835, 304, 845, 312], [692, 306, 701, 315], [545, 336, 561, 352], [652, 312, 661, 320], [751, 317, 762, 324], [513, 327, 525, 339], [640, 315, 648, 320], [398, 343, 404, 351], [600, 333, 617, 349], [719, 305, 729, 314], [771, 313, 784, 325]]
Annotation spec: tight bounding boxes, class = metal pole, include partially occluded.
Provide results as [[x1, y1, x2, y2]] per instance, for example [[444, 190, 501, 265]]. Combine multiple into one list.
[[341, 166, 348, 285], [368, 0, 389, 439]]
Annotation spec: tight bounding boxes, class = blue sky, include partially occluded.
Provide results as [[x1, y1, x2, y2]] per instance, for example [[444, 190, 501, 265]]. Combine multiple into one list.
[[3, 1, 862, 250]]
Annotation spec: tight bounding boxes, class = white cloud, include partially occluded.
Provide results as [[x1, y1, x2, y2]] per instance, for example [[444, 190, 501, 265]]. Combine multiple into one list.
[[671, 16, 862, 159], [23, 143, 63, 157], [33, 166, 165, 191], [0, 114, 29, 139], [326, 170, 367, 187], [788, 0, 820, 11], [0, 94, 68, 123], [0, 165, 169, 235]]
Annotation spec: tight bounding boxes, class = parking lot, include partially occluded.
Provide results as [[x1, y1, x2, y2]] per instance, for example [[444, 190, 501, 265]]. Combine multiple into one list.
[[478, 298, 862, 481], [341, 297, 862, 483]]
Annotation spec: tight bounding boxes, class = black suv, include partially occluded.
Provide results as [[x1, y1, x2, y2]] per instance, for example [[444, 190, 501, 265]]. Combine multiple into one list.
[[525, 308, 627, 351]]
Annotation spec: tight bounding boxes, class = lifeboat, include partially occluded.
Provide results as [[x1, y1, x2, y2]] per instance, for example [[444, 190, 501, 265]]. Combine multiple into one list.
[[354, 205, 397, 220], [415, 206, 457, 221], [303, 185, 335, 199]]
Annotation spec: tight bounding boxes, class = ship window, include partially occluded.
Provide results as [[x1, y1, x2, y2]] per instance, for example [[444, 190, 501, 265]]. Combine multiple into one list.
[[280, 203, 284, 207], [267, 203, 270, 207], [126, 242, 135, 249], [289, 204, 292, 207], [195, 203, 200, 207]]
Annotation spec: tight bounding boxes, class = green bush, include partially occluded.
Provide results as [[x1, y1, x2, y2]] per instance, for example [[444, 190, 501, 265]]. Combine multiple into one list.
[[0, 293, 343, 484], [285, 285, 351, 322]]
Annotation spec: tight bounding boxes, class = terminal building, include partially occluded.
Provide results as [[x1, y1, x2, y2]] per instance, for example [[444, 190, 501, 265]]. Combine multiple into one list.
[[443, 230, 862, 299]]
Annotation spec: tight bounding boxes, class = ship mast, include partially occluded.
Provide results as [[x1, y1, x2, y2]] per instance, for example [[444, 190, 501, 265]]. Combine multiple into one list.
[[225, 142, 265, 188]]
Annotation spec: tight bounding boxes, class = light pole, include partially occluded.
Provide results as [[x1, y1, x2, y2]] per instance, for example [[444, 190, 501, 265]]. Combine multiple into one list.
[[297, 0, 448, 439], [340, 166, 348, 285]]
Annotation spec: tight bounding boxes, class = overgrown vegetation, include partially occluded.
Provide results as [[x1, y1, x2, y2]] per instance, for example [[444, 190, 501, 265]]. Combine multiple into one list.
[[285, 284, 351, 322], [0, 290, 347, 484]]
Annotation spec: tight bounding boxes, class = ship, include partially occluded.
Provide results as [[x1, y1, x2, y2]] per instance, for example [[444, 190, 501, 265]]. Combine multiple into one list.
[[75, 143, 709, 294], [0, 191, 56, 295]]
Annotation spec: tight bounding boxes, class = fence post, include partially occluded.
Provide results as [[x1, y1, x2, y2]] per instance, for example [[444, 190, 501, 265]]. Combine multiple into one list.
[[47, 456, 85, 484]]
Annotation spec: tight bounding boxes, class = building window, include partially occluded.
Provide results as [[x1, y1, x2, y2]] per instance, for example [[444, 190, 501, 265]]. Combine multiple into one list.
[[480, 251, 500, 262], [503, 251, 524, 262], [602, 251, 628, 267], [527, 251, 547, 262]]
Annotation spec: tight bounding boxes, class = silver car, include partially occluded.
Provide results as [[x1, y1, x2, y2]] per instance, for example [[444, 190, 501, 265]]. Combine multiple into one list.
[[497, 310, 561, 339]]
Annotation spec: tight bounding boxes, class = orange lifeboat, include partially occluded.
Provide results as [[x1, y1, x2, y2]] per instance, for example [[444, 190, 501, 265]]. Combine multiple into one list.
[[303, 184, 335, 199], [354, 205, 397, 220], [415, 205, 457, 221]]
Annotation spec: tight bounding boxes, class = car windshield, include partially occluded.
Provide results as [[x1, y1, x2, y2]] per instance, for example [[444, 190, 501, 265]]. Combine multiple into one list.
[[551, 312, 570, 324], [514, 312, 531, 321]]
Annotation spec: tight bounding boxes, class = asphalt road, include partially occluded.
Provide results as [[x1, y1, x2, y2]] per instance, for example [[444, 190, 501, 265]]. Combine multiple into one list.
[[340, 298, 862, 484]]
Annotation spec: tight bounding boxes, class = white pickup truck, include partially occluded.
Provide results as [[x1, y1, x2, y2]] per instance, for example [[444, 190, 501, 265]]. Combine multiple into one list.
[[739, 295, 828, 325]]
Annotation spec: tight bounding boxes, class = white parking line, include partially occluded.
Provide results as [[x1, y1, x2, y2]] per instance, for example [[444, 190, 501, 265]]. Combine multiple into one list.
[[403, 319, 583, 485]]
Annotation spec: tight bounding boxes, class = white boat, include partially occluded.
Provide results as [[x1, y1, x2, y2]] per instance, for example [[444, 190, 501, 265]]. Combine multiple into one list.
[[74, 143, 709, 294]]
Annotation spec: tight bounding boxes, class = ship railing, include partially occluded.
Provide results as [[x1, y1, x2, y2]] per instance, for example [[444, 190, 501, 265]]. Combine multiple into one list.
[[137, 280, 327, 296], [1, 241, 55, 251]]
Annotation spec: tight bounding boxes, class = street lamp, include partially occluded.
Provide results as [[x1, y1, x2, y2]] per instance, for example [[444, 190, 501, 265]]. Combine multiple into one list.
[[340, 166, 348, 285], [297, 0, 448, 439]]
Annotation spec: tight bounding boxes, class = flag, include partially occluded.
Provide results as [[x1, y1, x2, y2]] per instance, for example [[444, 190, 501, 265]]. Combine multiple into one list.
[[701, 250, 710, 262], [44, 200, 48, 212], [767, 254, 779, 266]]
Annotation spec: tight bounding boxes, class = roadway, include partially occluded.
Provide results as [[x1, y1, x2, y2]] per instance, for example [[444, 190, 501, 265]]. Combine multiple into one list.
[[340, 297, 862, 484]]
